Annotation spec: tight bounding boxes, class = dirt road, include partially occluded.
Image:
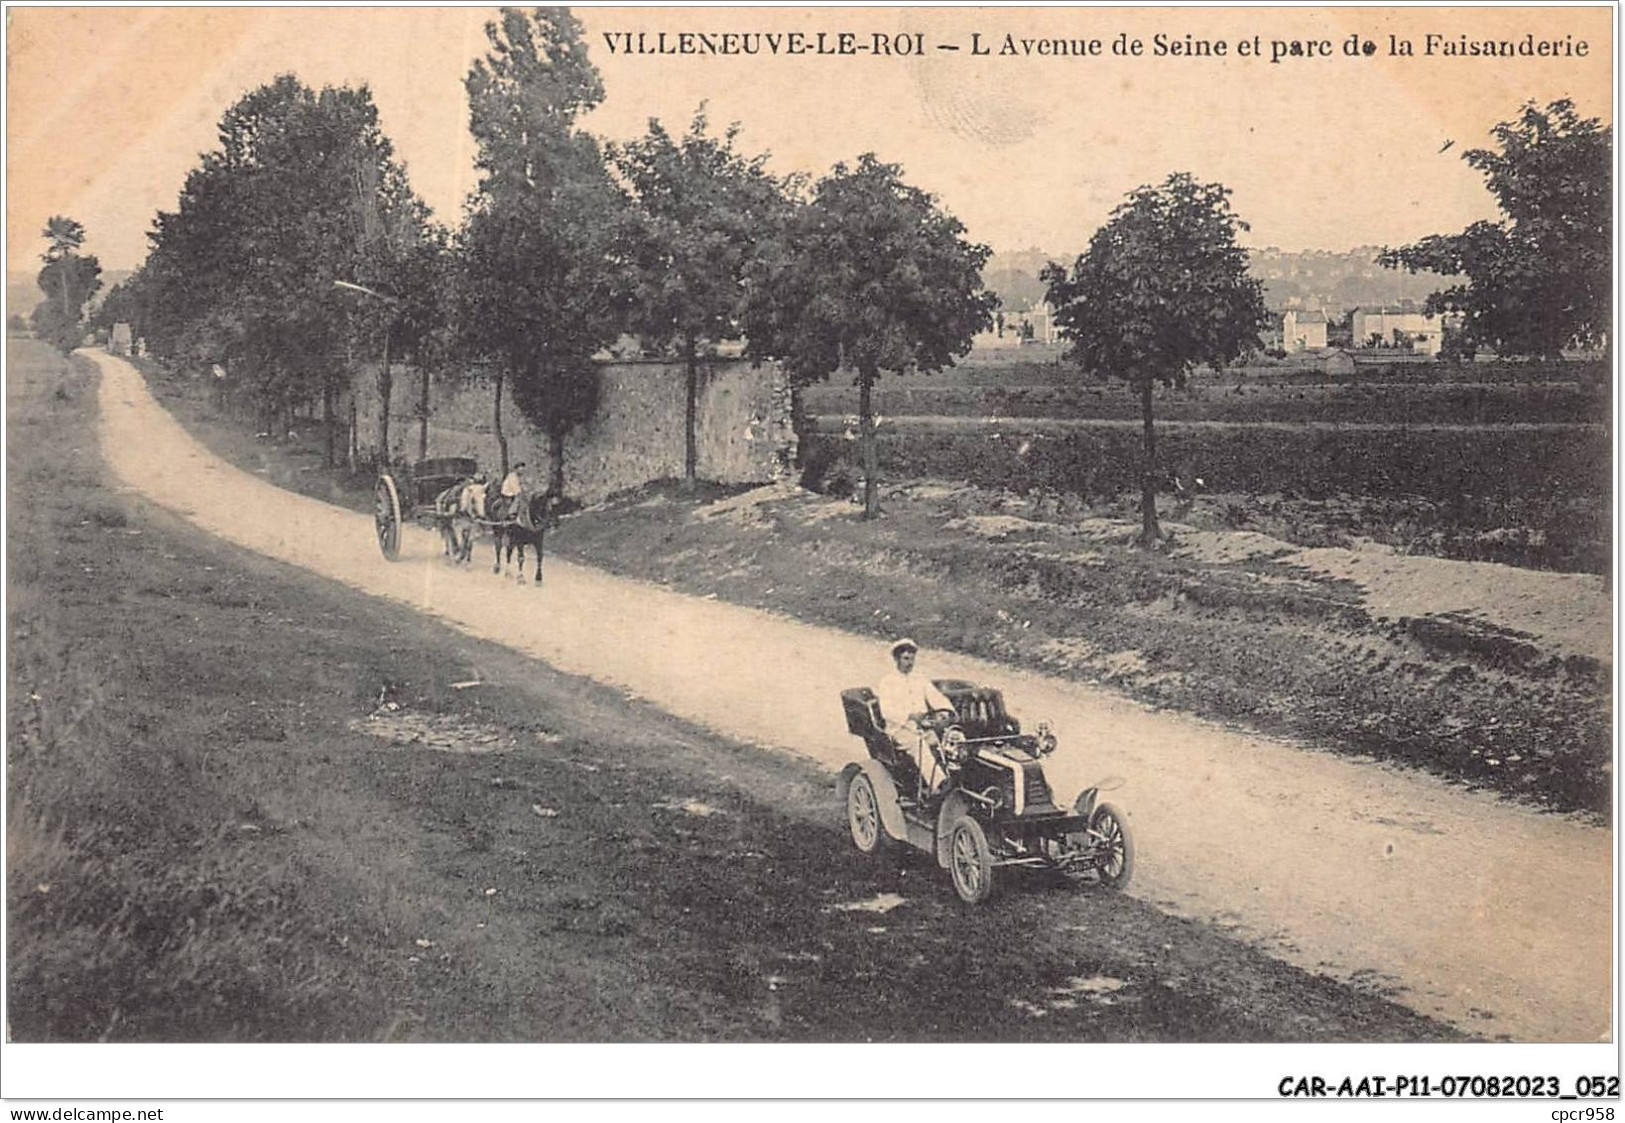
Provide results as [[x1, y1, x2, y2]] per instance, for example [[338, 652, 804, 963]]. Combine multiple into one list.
[[93, 350, 1611, 1041]]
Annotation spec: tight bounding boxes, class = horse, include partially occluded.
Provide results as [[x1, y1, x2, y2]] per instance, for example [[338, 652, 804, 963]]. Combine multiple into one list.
[[434, 477, 488, 564], [487, 490, 577, 585]]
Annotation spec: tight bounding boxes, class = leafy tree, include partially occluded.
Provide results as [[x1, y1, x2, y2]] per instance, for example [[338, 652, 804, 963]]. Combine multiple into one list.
[[614, 107, 792, 488], [744, 153, 994, 519], [33, 216, 101, 353], [1379, 99, 1610, 359], [141, 75, 432, 460], [456, 7, 630, 492], [1042, 173, 1268, 545]]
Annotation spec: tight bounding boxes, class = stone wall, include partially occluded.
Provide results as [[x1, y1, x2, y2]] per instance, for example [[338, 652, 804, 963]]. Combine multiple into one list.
[[353, 357, 795, 503]]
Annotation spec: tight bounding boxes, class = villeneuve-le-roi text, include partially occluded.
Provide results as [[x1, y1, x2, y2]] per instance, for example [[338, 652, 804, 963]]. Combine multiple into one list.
[[600, 29, 1589, 62]]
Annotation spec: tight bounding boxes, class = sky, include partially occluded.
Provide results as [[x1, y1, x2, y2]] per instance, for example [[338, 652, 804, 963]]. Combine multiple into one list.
[[5, 5, 1614, 276]]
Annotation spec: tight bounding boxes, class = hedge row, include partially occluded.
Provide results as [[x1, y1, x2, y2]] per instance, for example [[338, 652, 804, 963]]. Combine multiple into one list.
[[806, 378, 1608, 426], [804, 421, 1610, 504], [802, 358, 1608, 398]]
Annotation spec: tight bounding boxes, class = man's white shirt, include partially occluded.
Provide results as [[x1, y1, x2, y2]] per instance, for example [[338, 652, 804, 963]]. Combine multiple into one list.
[[874, 668, 952, 731]]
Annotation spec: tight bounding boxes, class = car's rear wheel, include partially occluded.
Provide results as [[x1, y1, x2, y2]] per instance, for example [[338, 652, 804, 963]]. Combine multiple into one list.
[[846, 773, 886, 855], [1091, 803, 1134, 890], [947, 816, 995, 904]]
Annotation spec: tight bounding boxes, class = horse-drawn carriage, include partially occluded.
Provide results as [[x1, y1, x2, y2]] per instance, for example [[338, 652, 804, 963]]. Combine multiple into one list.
[[373, 456, 478, 561], [373, 457, 564, 583]]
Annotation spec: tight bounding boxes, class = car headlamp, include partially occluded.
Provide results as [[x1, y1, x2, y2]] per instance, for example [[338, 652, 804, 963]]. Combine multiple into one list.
[[943, 726, 967, 761], [1035, 721, 1058, 756]]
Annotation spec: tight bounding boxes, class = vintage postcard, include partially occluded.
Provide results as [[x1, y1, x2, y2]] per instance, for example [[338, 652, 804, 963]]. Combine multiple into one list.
[[4, 4, 1615, 1112]]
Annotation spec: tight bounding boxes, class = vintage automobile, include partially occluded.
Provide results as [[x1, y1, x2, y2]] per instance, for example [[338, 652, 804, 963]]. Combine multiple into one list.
[[837, 679, 1133, 904]]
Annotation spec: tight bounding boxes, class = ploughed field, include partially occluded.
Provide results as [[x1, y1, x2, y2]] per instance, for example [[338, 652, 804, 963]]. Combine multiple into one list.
[[802, 359, 1611, 574]]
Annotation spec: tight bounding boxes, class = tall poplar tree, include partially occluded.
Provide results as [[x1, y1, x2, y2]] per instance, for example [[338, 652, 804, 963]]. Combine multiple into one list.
[[456, 7, 631, 491], [32, 216, 101, 354]]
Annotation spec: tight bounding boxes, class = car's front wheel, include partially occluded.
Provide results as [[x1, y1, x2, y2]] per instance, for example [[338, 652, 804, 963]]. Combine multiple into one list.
[[846, 772, 886, 856], [947, 816, 995, 904], [1091, 803, 1134, 890]]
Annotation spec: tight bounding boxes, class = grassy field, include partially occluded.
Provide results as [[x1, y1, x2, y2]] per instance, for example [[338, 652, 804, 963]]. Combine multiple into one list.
[[9, 340, 1469, 1043]]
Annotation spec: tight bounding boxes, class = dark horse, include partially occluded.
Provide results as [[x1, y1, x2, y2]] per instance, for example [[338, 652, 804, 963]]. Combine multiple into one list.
[[485, 490, 577, 585]]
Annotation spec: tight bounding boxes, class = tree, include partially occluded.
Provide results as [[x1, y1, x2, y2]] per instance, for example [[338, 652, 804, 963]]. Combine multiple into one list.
[[1379, 99, 1610, 359], [140, 75, 433, 460], [337, 165, 448, 469], [456, 7, 630, 493], [744, 153, 994, 519], [387, 227, 456, 464], [1042, 173, 1268, 545], [614, 107, 793, 489], [33, 216, 101, 353]]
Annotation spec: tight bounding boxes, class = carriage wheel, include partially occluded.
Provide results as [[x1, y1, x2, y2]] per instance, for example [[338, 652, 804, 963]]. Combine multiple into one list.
[[374, 474, 402, 561]]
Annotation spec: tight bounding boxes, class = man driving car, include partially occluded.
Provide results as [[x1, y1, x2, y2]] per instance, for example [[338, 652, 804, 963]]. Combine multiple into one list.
[[874, 638, 956, 795]]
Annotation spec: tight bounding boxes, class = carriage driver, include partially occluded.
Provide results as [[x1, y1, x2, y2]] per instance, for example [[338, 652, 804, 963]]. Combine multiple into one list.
[[874, 638, 957, 796], [500, 461, 528, 499]]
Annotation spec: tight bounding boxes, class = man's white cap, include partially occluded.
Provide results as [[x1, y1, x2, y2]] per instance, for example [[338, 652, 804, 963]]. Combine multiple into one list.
[[889, 637, 919, 656]]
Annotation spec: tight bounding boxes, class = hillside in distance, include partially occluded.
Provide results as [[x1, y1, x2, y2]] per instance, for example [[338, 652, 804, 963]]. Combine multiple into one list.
[[7, 272, 45, 318], [1247, 247, 1463, 314], [985, 247, 1464, 317]]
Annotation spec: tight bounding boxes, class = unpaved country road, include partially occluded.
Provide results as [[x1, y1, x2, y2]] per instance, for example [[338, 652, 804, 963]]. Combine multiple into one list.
[[93, 351, 1611, 1041]]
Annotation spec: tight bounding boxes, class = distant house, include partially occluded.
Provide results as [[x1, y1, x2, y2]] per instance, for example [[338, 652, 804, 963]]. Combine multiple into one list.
[[1352, 305, 1443, 356], [973, 301, 1060, 351], [1282, 309, 1327, 351], [1263, 308, 1329, 352], [1023, 302, 1059, 345]]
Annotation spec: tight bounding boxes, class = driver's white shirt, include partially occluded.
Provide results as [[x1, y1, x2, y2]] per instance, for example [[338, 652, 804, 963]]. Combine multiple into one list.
[[874, 668, 952, 732]]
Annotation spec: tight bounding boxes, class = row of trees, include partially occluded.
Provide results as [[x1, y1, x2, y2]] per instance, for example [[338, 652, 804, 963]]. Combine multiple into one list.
[[81, 4, 1607, 543], [98, 8, 995, 516]]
